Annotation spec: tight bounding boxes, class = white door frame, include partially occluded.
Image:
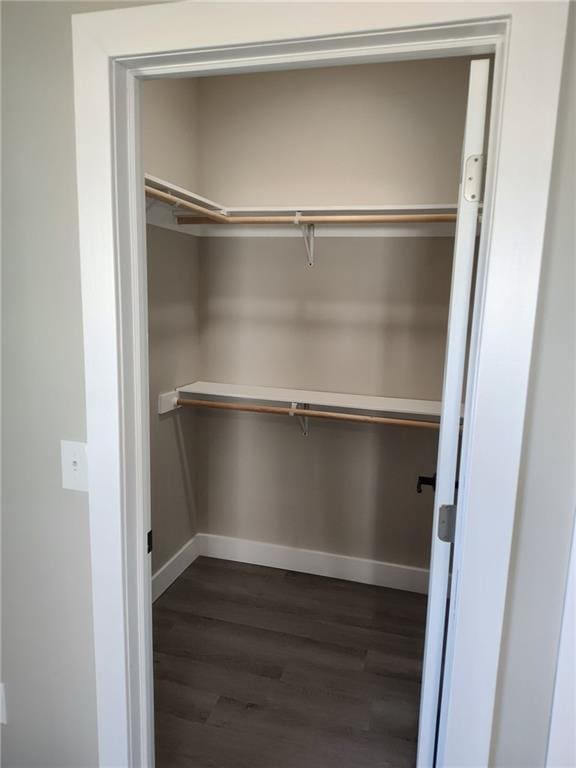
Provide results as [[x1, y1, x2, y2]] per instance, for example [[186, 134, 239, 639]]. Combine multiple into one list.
[[72, 3, 569, 767]]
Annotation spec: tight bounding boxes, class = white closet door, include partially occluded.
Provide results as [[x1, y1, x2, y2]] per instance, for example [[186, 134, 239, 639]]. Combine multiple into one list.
[[546, 523, 576, 767], [417, 58, 490, 768]]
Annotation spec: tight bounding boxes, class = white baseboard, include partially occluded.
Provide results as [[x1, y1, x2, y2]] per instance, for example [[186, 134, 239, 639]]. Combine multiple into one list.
[[152, 532, 429, 601], [151, 536, 202, 601]]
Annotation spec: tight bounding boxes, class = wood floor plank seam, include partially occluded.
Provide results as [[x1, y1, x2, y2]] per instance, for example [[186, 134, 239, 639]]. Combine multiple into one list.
[[154, 557, 424, 767]]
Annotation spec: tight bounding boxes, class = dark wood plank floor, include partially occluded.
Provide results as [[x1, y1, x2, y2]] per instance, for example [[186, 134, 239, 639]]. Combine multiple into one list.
[[154, 557, 427, 768]]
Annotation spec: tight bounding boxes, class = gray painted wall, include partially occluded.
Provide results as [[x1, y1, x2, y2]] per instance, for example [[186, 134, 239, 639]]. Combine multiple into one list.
[[491, 7, 576, 765]]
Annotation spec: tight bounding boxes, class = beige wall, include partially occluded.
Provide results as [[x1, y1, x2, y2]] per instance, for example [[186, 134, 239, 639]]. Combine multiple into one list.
[[143, 58, 469, 206], [143, 60, 461, 573], [491, 6, 576, 765], [147, 224, 200, 571], [1, 2, 147, 766], [196, 59, 469, 205], [199, 237, 452, 399], [195, 409, 438, 567], [142, 78, 199, 190], [192, 235, 452, 567], [149, 231, 448, 571]]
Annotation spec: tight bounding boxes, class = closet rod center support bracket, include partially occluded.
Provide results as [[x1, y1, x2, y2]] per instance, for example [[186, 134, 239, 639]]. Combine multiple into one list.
[[289, 401, 309, 436], [295, 212, 314, 267]]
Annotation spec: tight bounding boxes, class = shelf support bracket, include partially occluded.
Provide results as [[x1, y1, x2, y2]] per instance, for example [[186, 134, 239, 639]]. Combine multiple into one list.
[[158, 390, 180, 414], [170, 201, 183, 219], [289, 402, 309, 436], [295, 212, 314, 266]]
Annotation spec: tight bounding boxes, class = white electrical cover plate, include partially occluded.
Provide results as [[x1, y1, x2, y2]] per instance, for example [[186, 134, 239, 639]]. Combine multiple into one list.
[[61, 440, 88, 492]]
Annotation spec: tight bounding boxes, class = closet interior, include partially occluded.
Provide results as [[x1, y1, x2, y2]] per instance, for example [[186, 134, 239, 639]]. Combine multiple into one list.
[[144, 57, 481, 767]]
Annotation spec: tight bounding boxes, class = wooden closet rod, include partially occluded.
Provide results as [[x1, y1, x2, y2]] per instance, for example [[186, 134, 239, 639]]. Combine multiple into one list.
[[145, 186, 229, 223], [176, 212, 457, 225], [176, 398, 440, 430], [145, 185, 457, 226]]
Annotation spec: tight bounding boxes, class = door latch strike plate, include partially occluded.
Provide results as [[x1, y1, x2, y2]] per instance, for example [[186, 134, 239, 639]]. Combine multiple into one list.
[[438, 504, 457, 543], [463, 154, 484, 202]]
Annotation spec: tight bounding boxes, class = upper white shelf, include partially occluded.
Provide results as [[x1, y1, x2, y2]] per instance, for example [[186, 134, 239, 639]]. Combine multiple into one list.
[[145, 174, 459, 239], [169, 380, 442, 420]]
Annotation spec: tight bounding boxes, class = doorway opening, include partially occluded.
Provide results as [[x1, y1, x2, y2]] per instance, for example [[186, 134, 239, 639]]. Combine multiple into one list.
[[141, 55, 491, 766]]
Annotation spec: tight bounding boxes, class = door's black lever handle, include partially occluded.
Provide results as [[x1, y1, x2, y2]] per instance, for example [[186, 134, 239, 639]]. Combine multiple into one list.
[[417, 473, 437, 494]]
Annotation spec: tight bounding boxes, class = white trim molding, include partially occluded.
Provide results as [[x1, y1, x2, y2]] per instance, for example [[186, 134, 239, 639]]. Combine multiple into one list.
[[72, 4, 569, 767], [151, 537, 202, 602], [546, 521, 576, 767], [152, 534, 429, 602], [0, 684, 6, 726]]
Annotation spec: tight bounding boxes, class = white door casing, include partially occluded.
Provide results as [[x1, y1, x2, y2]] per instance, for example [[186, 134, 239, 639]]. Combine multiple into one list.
[[546, 521, 576, 767], [71, 4, 569, 766]]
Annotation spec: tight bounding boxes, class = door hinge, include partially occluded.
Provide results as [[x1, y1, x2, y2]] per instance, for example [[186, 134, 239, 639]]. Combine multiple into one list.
[[147, 530, 153, 554], [463, 154, 484, 202], [438, 504, 457, 543]]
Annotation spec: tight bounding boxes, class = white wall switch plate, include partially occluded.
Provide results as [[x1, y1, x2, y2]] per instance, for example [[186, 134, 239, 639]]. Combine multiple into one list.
[[61, 440, 88, 492]]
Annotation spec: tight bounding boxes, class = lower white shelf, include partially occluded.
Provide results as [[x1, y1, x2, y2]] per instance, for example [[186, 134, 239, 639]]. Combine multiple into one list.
[[158, 380, 442, 427]]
